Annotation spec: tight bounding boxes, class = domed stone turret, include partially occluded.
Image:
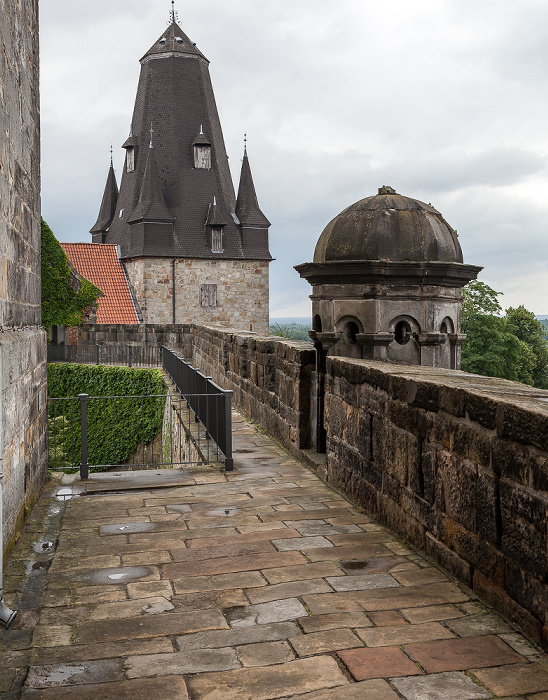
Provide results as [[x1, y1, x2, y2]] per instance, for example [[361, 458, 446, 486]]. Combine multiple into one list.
[[314, 186, 463, 265], [296, 186, 482, 369]]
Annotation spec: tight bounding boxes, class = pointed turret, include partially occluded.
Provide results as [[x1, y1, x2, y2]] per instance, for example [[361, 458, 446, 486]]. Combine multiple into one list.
[[236, 147, 271, 259], [90, 159, 119, 243], [236, 149, 271, 228]]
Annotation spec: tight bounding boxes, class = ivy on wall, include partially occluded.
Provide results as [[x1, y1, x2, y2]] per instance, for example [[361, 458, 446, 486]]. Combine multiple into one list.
[[48, 364, 166, 471], [41, 218, 102, 331]]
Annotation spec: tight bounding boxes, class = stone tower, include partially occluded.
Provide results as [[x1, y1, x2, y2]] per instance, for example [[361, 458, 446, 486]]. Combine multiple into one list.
[[90, 16, 271, 333], [296, 186, 481, 369]]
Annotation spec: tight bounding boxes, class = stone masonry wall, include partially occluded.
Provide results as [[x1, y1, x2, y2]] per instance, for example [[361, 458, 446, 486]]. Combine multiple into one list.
[[325, 358, 548, 646], [191, 326, 317, 460], [124, 258, 269, 335], [78, 324, 194, 360], [0, 0, 48, 555]]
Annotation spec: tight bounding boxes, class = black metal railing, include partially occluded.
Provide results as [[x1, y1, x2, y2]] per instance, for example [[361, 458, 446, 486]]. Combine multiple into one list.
[[47, 344, 163, 367], [163, 347, 233, 470], [48, 392, 228, 478]]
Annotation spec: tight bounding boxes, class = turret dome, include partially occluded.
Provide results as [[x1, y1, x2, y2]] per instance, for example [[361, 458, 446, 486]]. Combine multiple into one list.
[[313, 186, 463, 264]]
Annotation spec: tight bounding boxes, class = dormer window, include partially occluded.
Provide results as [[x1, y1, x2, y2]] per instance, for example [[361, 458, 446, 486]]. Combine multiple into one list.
[[193, 126, 211, 169], [211, 227, 223, 253], [126, 147, 135, 172], [194, 144, 211, 169]]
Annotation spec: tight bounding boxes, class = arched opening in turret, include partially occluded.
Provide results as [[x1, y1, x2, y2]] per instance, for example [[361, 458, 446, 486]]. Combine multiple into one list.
[[395, 320, 412, 345], [440, 317, 454, 334], [336, 316, 363, 346], [312, 315, 322, 332]]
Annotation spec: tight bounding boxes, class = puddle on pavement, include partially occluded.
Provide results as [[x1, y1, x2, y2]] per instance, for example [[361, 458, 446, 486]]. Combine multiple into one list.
[[89, 566, 152, 585], [204, 507, 241, 517], [99, 522, 156, 536], [234, 449, 255, 454], [55, 488, 81, 501], [338, 559, 371, 574], [34, 541, 54, 553]]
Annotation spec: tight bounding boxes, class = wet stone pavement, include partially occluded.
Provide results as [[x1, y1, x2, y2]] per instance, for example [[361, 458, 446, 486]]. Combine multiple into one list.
[[2, 411, 548, 699]]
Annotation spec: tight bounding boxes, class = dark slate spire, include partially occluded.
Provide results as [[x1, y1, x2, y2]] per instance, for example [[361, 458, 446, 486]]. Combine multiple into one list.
[[236, 148, 271, 228], [128, 143, 174, 224], [90, 158, 119, 242], [102, 19, 270, 261]]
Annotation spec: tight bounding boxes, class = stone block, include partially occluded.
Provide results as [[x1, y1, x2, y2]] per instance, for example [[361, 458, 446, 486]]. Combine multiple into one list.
[[425, 533, 472, 587], [500, 404, 548, 451], [435, 451, 477, 532], [466, 393, 499, 430], [491, 437, 530, 485], [505, 560, 548, 624], [500, 479, 548, 575]]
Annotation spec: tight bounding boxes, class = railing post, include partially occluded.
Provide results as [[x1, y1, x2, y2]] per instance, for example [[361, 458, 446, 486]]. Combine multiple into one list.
[[96, 344, 99, 365], [79, 394, 89, 480], [224, 390, 233, 471], [128, 345, 132, 368]]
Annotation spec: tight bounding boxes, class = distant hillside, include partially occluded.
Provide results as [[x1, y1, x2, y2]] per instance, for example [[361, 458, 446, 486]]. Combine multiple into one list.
[[269, 319, 312, 342]]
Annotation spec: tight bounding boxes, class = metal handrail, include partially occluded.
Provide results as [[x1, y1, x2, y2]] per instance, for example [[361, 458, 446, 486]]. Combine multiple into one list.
[[163, 347, 233, 471]]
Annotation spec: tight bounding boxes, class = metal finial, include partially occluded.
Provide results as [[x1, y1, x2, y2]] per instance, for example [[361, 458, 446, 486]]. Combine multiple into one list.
[[244, 133, 247, 156], [168, 0, 180, 25], [110, 144, 113, 166], [149, 123, 154, 148], [200, 124, 203, 134]]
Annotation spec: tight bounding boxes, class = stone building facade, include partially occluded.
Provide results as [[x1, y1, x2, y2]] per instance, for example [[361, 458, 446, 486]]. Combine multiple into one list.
[[128, 259, 269, 333], [0, 0, 48, 558]]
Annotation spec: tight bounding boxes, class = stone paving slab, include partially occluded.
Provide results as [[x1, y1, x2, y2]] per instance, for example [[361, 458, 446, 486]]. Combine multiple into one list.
[[2, 409, 546, 698]]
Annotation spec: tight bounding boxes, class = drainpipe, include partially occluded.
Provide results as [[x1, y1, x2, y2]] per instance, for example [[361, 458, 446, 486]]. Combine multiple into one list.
[[0, 343, 17, 628], [172, 258, 176, 325]]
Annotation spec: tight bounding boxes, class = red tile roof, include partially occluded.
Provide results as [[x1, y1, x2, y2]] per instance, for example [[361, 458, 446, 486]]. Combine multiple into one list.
[[61, 243, 139, 325]]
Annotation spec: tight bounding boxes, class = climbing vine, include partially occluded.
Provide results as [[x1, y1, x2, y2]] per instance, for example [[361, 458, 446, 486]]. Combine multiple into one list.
[[47, 364, 166, 471], [41, 218, 102, 331]]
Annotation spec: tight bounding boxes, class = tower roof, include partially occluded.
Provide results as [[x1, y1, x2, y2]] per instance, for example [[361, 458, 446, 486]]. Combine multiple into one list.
[[128, 146, 175, 224], [90, 162, 119, 234], [235, 150, 271, 228], [142, 21, 208, 64]]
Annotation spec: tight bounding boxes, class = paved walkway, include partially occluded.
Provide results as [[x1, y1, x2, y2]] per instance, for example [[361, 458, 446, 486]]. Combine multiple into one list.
[[2, 411, 548, 699]]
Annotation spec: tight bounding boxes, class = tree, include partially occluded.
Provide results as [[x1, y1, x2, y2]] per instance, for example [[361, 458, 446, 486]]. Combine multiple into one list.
[[461, 313, 524, 382], [41, 218, 102, 332], [505, 306, 548, 389], [462, 280, 503, 322], [461, 281, 548, 388]]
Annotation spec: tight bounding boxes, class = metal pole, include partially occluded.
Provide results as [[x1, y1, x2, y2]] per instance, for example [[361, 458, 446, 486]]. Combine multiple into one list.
[[79, 394, 89, 480], [224, 390, 233, 471], [96, 344, 99, 365], [128, 345, 132, 368], [0, 342, 17, 628]]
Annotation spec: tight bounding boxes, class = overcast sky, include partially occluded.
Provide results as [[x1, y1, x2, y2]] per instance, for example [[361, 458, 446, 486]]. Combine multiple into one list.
[[40, 0, 548, 317]]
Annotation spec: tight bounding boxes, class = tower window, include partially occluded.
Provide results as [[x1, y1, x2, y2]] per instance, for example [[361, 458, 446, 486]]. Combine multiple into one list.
[[211, 227, 223, 253], [201, 284, 217, 307], [126, 148, 135, 172], [194, 144, 211, 169]]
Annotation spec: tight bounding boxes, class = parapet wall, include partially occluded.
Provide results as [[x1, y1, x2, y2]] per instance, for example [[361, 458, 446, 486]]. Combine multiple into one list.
[[325, 357, 548, 645], [191, 326, 317, 459]]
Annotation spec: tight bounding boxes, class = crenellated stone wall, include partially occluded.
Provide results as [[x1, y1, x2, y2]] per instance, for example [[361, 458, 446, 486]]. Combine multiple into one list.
[[0, 0, 48, 557]]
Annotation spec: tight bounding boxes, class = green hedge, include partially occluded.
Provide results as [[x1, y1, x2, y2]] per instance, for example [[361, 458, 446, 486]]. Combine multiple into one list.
[[47, 364, 167, 471]]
